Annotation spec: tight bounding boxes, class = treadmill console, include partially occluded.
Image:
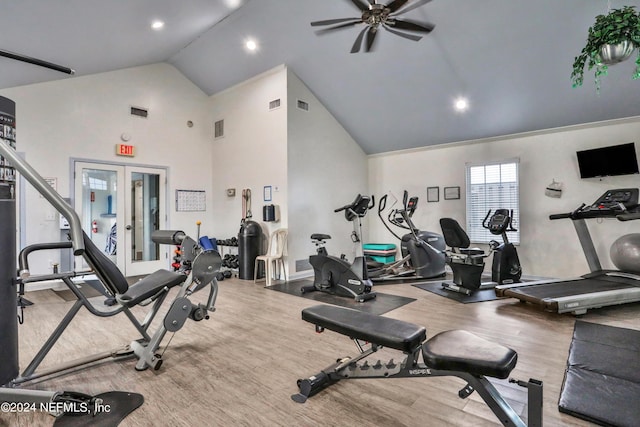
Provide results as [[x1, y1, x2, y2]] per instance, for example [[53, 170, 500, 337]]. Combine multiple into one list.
[[550, 188, 640, 221], [585, 188, 639, 212]]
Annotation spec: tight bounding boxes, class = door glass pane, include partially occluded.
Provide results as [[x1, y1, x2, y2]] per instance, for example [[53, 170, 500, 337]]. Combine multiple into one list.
[[82, 168, 118, 261], [130, 172, 160, 263]]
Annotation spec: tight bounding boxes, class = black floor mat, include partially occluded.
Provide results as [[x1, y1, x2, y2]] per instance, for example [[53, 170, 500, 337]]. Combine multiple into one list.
[[268, 280, 416, 315], [412, 281, 503, 303], [559, 321, 640, 427], [53, 391, 143, 427]]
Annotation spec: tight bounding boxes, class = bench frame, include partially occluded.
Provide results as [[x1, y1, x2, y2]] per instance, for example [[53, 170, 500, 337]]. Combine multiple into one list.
[[293, 310, 543, 427]]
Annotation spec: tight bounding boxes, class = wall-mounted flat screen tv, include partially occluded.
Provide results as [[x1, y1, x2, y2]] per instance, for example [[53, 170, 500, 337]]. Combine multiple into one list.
[[576, 142, 639, 179]]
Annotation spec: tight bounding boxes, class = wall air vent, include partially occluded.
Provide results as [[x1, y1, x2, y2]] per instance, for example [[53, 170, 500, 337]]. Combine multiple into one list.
[[130, 106, 148, 118], [214, 119, 224, 139], [297, 100, 309, 111], [269, 99, 281, 110]]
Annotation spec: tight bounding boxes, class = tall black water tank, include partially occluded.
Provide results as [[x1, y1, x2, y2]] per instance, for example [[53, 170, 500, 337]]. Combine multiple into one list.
[[238, 220, 263, 280], [0, 95, 19, 386]]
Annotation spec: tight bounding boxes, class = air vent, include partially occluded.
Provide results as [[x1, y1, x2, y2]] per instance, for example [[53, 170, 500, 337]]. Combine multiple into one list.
[[130, 106, 148, 118], [214, 120, 224, 139], [297, 100, 309, 111], [269, 99, 281, 110]]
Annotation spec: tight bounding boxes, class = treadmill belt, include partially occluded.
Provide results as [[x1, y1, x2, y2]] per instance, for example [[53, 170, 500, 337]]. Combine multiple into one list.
[[507, 278, 638, 300]]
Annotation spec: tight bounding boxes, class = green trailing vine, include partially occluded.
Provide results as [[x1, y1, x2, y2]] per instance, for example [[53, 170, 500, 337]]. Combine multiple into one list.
[[571, 5, 640, 90]]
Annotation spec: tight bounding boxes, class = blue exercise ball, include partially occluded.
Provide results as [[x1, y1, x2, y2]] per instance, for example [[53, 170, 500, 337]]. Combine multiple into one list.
[[610, 233, 640, 274]]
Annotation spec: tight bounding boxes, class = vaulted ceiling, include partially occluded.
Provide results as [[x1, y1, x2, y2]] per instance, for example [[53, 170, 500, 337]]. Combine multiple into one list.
[[2, 0, 640, 154]]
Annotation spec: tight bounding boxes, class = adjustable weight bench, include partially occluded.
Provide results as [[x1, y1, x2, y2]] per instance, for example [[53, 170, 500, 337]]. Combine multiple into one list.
[[292, 305, 543, 427]]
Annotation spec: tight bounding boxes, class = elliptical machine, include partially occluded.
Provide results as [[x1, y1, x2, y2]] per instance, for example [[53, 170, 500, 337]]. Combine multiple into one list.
[[301, 194, 376, 302], [483, 209, 522, 285], [367, 191, 446, 281]]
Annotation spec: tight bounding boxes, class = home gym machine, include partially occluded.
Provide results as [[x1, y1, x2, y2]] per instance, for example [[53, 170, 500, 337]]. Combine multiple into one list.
[[367, 191, 446, 281], [440, 209, 521, 296], [0, 97, 222, 421], [292, 304, 543, 427], [497, 188, 640, 315], [301, 194, 376, 302]]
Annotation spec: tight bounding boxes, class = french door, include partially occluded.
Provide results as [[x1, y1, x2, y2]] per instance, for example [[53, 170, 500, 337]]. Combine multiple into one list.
[[74, 161, 167, 277]]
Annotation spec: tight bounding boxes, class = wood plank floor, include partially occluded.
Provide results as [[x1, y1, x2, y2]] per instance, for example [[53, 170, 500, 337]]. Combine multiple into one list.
[[2, 277, 639, 427]]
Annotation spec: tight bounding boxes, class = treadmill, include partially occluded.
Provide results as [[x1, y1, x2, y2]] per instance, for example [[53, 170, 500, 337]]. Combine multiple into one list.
[[496, 188, 640, 315]]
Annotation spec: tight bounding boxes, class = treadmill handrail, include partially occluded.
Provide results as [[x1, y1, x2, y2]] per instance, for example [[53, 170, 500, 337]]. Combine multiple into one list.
[[0, 142, 84, 255]]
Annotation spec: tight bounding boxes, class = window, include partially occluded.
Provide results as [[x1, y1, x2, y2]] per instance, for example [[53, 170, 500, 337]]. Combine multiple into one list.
[[466, 159, 519, 244]]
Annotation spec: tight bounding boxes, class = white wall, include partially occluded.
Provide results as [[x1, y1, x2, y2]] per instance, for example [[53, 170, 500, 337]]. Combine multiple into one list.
[[369, 118, 640, 279], [287, 69, 369, 278], [206, 65, 288, 256], [0, 63, 212, 274]]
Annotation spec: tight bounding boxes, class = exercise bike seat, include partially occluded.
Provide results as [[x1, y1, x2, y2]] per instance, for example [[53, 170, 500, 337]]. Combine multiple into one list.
[[311, 233, 331, 241], [422, 330, 517, 379]]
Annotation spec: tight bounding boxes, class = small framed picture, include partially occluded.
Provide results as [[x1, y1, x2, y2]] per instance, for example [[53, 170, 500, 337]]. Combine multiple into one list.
[[444, 186, 461, 200], [263, 185, 272, 202], [427, 186, 439, 202]]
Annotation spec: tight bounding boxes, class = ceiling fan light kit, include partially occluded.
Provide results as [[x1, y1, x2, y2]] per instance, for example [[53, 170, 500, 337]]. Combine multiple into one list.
[[571, 5, 640, 91], [311, 0, 435, 53]]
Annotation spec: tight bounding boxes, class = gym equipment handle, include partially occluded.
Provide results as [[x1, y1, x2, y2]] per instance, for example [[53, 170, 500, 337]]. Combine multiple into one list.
[[0, 142, 85, 255]]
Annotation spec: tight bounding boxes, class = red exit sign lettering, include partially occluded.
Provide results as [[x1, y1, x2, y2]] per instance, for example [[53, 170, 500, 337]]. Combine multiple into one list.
[[115, 144, 135, 157]]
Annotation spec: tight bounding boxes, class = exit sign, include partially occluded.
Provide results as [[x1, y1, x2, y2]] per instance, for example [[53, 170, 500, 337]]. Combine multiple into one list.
[[116, 144, 135, 157]]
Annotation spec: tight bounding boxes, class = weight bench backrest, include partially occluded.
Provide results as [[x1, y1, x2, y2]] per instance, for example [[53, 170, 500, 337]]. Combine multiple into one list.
[[81, 231, 129, 295], [439, 218, 471, 249]]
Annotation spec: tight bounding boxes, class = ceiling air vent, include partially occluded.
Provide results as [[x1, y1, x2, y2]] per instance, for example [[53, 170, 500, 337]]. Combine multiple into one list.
[[130, 106, 148, 118], [297, 100, 309, 111], [269, 99, 281, 110], [214, 119, 224, 139]]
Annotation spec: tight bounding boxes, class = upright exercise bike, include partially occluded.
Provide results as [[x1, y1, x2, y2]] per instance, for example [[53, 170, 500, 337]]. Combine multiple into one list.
[[484, 209, 522, 285], [301, 194, 376, 302]]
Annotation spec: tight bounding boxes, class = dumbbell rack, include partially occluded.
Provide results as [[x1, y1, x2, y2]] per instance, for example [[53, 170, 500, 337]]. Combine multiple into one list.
[[217, 237, 239, 280]]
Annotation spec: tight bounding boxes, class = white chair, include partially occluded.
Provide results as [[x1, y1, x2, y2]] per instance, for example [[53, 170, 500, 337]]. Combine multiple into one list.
[[254, 228, 288, 286]]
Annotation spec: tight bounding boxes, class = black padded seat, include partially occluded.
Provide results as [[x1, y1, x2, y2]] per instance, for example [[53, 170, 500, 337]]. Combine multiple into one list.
[[311, 233, 331, 241], [458, 248, 485, 256], [422, 330, 517, 379], [301, 305, 426, 353], [119, 269, 187, 307]]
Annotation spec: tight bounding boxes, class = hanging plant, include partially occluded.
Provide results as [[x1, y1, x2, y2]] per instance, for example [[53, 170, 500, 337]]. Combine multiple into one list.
[[571, 5, 640, 90]]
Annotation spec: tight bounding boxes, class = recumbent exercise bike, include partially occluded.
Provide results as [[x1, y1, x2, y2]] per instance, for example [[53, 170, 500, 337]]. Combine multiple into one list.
[[301, 194, 376, 302], [440, 209, 521, 295]]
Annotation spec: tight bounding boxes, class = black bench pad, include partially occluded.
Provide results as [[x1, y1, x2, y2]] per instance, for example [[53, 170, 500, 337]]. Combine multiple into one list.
[[119, 269, 187, 307], [422, 330, 517, 379], [301, 305, 426, 353]]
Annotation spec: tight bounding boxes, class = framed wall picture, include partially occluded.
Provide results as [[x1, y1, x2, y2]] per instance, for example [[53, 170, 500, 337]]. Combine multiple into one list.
[[444, 186, 461, 200], [427, 186, 439, 202]]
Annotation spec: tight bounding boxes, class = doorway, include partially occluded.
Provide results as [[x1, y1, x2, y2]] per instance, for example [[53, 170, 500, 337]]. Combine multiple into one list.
[[73, 161, 167, 277]]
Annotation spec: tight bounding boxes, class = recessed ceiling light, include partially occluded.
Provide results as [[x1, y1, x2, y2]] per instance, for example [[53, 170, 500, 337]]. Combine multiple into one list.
[[151, 20, 165, 30], [454, 97, 469, 112], [245, 39, 258, 52]]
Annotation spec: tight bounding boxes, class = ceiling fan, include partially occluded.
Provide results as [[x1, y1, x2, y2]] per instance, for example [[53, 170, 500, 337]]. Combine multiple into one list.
[[311, 0, 435, 53]]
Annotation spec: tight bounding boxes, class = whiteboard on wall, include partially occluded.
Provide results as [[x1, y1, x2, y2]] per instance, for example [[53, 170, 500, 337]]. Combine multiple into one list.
[[176, 190, 206, 212]]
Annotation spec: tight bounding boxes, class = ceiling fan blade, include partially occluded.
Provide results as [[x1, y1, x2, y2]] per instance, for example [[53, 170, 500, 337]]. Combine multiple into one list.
[[391, 0, 432, 16], [316, 20, 364, 34], [388, 18, 434, 33], [351, 27, 368, 53], [349, 0, 371, 11], [311, 18, 361, 27], [382, 24, 423, 41], [365, 26, 378, 52], [385, 0, 409, 13]]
